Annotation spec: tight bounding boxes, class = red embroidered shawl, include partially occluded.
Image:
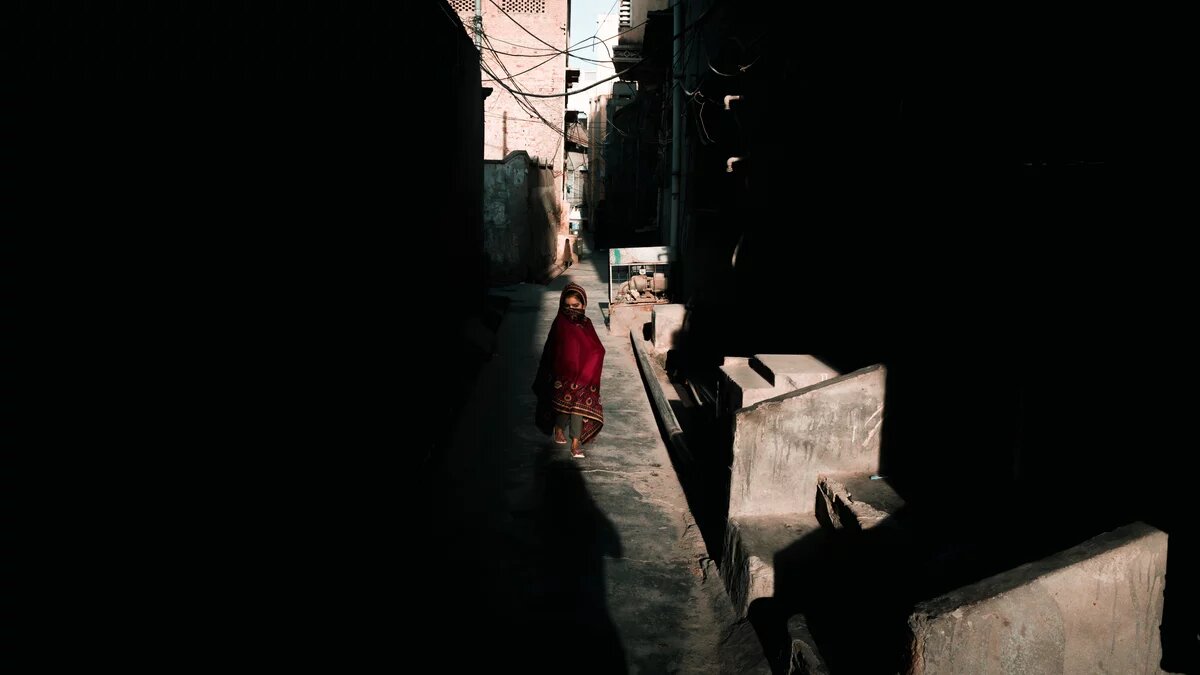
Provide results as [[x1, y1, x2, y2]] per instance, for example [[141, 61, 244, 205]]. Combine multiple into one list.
[[533, 282, 606, 444]]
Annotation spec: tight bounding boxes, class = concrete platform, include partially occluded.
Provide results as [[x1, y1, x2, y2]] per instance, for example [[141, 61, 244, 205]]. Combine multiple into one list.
[[719, 354, 841, 419], [422, 239, 768, 672], [730, 365, 886, 518], [607, 301, 660, 336], [723, 514, 826, 618], [718, 361, 776, 412], [816, 472, 905, 532], [651, 303, 686, 354], [750, 354, 838, 390], [907, 521, 1169, 675]]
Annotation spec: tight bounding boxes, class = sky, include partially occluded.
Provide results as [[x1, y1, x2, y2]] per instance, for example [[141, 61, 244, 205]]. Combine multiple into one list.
[[568, 0, 619, 70]]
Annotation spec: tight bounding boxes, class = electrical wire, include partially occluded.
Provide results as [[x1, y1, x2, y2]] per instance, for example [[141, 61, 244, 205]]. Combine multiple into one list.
[[472, 20, 650, 62], [486, 0, 569, 53], [482, 1, 649, 58], [474, 30, 612, 64], [482, 50, 561, 83], [481, 51, 556, 129], [703, 30, 766, 77], [694, 95, 714, 144], [480, 31, 567, 138], [473, 0, 732, 154], [486, 58, 647, 99], [475, 2, 708, 99], [435, 1, 467, 32], [484, 112, 556, 123], [569, 0, 620, 67]]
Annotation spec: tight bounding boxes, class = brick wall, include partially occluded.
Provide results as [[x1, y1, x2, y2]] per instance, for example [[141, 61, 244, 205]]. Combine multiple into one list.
[[453, 0, 568, 165]]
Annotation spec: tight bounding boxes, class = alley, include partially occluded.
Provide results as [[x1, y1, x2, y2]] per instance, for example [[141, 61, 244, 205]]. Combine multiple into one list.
[[417, 242, 763, 673], [34, 3, 1192, 672]]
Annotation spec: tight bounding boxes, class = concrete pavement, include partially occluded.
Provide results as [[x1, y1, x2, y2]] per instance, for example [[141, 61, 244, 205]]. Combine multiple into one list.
[[417, 242, 766, 673]]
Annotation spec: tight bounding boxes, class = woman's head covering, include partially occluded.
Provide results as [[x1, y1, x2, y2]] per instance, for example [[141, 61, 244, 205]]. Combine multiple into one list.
[[561, 282, 587, 307], [560, 282, 588, 321]]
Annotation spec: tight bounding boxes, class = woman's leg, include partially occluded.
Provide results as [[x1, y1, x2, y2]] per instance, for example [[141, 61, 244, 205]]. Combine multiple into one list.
[[568, 413, 583, 441], [569, 414, 585, 457], [554, 412, 569, 443]]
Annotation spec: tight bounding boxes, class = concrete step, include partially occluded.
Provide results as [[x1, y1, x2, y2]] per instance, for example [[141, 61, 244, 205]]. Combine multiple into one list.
[[749, 354, 838, 390], [723, 514, 827, 618], [650, 303, 686, 354], [718, 357, 775, 412], [730, 365, 885, 519], [720, 354, 841, 418], [816, 472, 905, 532]]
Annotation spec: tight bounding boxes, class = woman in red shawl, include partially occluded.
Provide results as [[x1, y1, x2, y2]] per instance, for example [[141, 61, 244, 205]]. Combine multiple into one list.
[[534, 282, 605, 458]]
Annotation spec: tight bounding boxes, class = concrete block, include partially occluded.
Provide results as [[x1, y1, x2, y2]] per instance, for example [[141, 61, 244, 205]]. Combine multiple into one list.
[[816, 472, 904, 532], [730, 365, 886, 518], [907, 522, 1168, 675], [788, 613, 830, 675], [720, 354, 840, 419], [723, 515, 824, 618], [607, 302, 656, 336], [651, 303, 686, 354], [719, 363, 775, 412], [751, 354, 838, 390]]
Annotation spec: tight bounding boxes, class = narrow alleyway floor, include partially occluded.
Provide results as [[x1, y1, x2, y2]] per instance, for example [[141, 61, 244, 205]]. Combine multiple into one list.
[[416, 242, 767, 674]]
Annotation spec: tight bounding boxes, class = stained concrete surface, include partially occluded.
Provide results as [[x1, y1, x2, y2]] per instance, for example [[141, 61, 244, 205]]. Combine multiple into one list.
[[416, 241, 767, 673]]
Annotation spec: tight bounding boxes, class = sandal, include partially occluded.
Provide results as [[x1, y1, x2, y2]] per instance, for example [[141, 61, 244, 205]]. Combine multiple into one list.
[[570, 439, 585, 458], [553, 427, 567, 444]]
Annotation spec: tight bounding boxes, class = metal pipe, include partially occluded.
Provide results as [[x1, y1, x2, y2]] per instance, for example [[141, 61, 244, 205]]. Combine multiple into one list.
[[473, 0, 482, 48], [630, 326, 693, 464], [670, 0, 683, 250]]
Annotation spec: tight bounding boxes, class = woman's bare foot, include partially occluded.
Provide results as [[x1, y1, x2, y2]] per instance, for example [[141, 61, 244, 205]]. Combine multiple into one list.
[[570, 438, 585, 458], [554, 427, 567, 444]]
